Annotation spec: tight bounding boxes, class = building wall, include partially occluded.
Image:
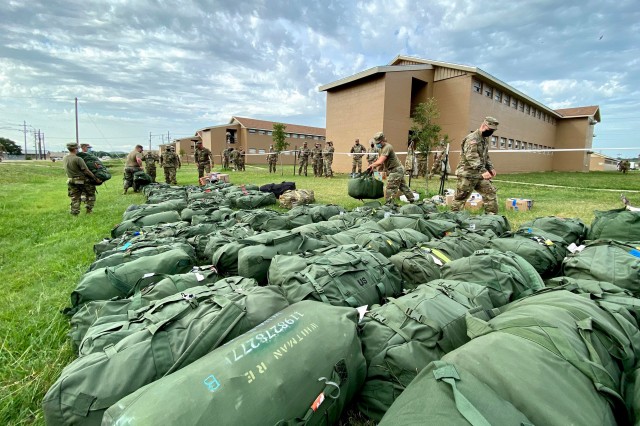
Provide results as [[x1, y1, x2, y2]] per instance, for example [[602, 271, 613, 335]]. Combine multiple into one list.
[[589, 154, 618, 171], [553, 117, 592, 172]]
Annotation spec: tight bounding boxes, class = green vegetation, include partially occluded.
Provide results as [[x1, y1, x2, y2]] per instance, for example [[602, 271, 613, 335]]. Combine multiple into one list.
[[0, 160, 638, 424], [0, 137, 22, 155], [272, 122, 289, 152]]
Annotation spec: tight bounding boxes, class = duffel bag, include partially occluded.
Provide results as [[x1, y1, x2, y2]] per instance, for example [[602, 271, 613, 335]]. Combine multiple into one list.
[[348, 173, 384, 199], [389, 246, 451, 289], [259, 181, 296, 198], [122, 199, 187, 221], [291, 219, 349, 239], [377, 215, 459, 239], [355, 229, 429, 258], [589, 208, 640, 242], [111, 211, 183, 238], [522, 215, 588, 245], [102, 301, 366, 426], [321, 221, 386, 246], [421, 229, 497, 259], [231, 191, 277, 209], [203, 225, 256, 262], [461, 214, 511, 236], [88, 242, 194, 271]]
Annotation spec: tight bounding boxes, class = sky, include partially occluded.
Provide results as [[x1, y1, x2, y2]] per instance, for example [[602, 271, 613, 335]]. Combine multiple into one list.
[[0, 0, 639, 157]]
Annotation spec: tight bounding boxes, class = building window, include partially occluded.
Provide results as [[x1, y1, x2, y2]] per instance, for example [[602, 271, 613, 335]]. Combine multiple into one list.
[[292, 134, 298, 138], [259, 130, 266, 135], [508, 139, 513, 149], [494, 90, 502, 102], [472, 79, 482, 93], [484, 83, 493, 98], [307, 135, 314, 139], [528, 143, 533, 150], [500, 138, 506, 149], [491, 136, 497, 148], [537, 110, 541, 119], [503, 94, 510, 105], [248, 129, 257, 133], [248, 148, 257, 154], [258, 149, 266, 154], [521, 142, 526, 150], [267, 131, 273, 136], [531, 108, 536, 118], [514, 140, 520, 149], [314, 136, 320, 140], [519, 102, 524, 112], [511, 98, 517, 109], [533, 144, 539, 150], [526, 105, 530, 114]]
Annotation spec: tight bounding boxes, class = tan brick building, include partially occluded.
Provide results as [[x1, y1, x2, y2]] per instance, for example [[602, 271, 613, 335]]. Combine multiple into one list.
[[319, 55, 601, 173]]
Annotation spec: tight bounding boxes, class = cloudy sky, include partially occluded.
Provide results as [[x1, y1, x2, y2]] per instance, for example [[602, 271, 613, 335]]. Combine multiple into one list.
[[0, 0, 638, 156]]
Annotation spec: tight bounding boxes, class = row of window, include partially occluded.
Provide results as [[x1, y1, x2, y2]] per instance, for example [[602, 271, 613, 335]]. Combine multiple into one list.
[[489, 135, 554, 154], [247, 148, 293, 155], [472, 79, 557, 125], [247, 128, 325, 140]]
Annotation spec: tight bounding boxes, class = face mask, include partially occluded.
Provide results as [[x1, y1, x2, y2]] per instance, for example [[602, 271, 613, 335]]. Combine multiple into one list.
[[481, 129, 494, 137], [371, 144, 374, 148], [375, 143, 382, 149], [87, 148, 93, 152]]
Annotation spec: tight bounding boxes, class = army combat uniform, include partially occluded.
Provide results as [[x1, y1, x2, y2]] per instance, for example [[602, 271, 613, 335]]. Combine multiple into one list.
[[123, 147, 143, 193], [323, 143, 334, 177], [312, 144, 323, 177], [298, 144, 311, 176], [350, 142, 366, 175], [377, 140, 414, 204], [195, 145, 212, 178], [267, 148, 278, 173], [236, 149, 245, 171], [142, 152, 159, 183], [451, 122, 499, 214], [161, 148, 181, 185], [366, 145, 379, 167], [63, 143, 99, 215], [222, 148, 231, 169]]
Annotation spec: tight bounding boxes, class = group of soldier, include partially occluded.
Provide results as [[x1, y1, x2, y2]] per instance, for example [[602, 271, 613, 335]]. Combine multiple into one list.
[[222, 147, 245, 171]]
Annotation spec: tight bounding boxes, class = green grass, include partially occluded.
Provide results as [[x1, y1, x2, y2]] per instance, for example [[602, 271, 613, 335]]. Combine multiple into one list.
[[0, 160, 638, 424]]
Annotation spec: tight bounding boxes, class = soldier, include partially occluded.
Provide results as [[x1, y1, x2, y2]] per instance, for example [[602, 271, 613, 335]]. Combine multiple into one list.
[[312, 142, 323, 177], [142, 150, 159, 183], [366, 139, 379, 169], [194, 140, 212, 179], [78, 143, 98, 211], [123, 144, 144, 194], [404, 140, 416, 177], [323, 141, 334, 178], [63, 143, 101, 215], [160, 146, 181, 185], [222, 147, 231, 169], [350, 138, 366, 177], [230, 148, 240, 171], [237, 148, 246, 171], [621, 160, 631, 174], [267, 145, 278, 173], [366, 132, 414, 205], [451, 116, 499, 214], [298, 141, 311, 176], [428, 151, 442, 179]]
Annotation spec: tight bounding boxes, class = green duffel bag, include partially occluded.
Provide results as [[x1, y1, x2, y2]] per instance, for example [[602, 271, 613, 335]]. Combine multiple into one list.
[[377, 215, 459, 239], [212, 230, 290, 276], [70, 248, 196, 310], [439, 290, 640, 426], [378, 360, 533, 426], [308, 204, 346, 221], [280, 248, 403, 307], [421, 229, 497, 259], [462, 214, 511, 236], [348, 173, 384, 199], [355, 229, 429, 258], [146, 192, 187, 204], [625, 364, 640, 426], [44, 286, 289, 426], [203, 225, 256, 262], [486, 227, 568, 278], [258, 211, 314, 231], [102, 301, 366, 426], [180, 206, 221, 222], [291, 219, 349, 239], [398, 200, 438, 215], [111, 210, 184, 238], [562, 239, 640, 294], [172, 223, 223, 240], [322, 221, 386, 246], [237, 233, 330, 283], [186, 190, 226, 202], [69, 267, 231, 351], [233, 209, 281, 229], [388, 246, 452, 289], [232, 191, 277, 209], [358, 280, 495, 421], [191, 214, 235, 226], [589, 208, 640, 242], [440, 249, 544, 307], [88, 242, 194, 271], [77, 151, 111, 184], [522, 215, 588, 245], [122, 199, 187, 221]]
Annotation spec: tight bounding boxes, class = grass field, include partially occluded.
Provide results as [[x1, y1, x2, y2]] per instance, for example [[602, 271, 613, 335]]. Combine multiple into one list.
[[0, 159, 639, 424]]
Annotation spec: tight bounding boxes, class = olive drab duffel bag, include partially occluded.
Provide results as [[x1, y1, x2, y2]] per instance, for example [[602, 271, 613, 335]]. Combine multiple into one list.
[[87, 242, 194, 271], [111, 210, 184, 238], [588, 208, 640, 242], [357, 280, 495, 421], [440, 249, 545, 307], [355, 229, 430, 258], [43, 286, 290, 426], [102, 301, 367, 426], [388, 246, 452, 289], [348, 172, 384, 200], [77, 151, 111, 184], [461, 214, 511, 236], [521, 215, 588, 245], [122, 199, 187, 221], [231, 191, 277, 209], [279, 247, 403, 307]]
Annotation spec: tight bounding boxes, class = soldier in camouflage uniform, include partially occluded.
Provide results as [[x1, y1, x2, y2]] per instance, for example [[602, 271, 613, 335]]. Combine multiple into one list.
[[222, 147, 231, 169], [236, 149, 245, 171], [123, 144, 144, 194], [78, 143, 98, 211], [366, 132, 414, 205], [312, 142, 323, 177], [404, 141, 416, 177], [350, 139, 366, 176], [161, 146, 181, 185], [194, 141, 212, 179], [267, 145, 278, 173], [323, 141, 334, 178], [298, 141, 311, 176], [230, 148, 240, 171], [142, 151, 159, 183], [366, 140, 379, 169], [63, 143, 101, 215], [451, 117, 499, 214]]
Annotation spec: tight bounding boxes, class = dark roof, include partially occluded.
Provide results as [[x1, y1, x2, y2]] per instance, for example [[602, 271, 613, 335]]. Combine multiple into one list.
[[554, 106, 600, 118], [230, 116, 325, 136]]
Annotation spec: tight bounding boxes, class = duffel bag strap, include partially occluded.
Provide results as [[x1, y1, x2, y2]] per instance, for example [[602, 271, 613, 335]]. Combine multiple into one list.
[[105, 268, 134, 297], [304, 272, 330, 304]]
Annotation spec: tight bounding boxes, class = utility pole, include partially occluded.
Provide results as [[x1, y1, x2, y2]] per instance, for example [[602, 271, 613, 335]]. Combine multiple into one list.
[[75, 97, 79, 144], [149, 132, 152, 151], [42, 133, 46, 159], [167, 131, 170, 143], [23, 121, 27, 156], [37, 130, 42, 160]]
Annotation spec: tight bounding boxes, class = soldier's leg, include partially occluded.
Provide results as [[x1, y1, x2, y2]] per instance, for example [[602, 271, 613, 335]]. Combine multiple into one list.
[[476, 179, 498, 214], [450, 177, 475, 212], [198, 165, 204, 179], [149, 168, 156, 183], [356, 158, 363, 174], [68, 183, 82, 215], [385, 172, 403, 204], [170, 168, 177, 185], [398, 177, 415, 202], [84, 184, 96, 213], [164, 167, 171, 184], [123, 168, 134, 193], [351, 158, 356, 175]]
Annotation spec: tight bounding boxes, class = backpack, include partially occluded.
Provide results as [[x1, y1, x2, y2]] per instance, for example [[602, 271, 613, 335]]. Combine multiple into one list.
[[77, 152, 111, 184], [101, 302, 366, 426], [588, 208, 640, 242], [259, 181, 296, 198], [279, 189, 316, 208], [348, 173, 384, 199], [358, 280, 495, 421], [44, 286, 290, 426]]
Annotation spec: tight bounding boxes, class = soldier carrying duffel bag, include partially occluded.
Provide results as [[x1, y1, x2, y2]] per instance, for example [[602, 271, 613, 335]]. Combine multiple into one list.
[[348, 169, 384, 200]]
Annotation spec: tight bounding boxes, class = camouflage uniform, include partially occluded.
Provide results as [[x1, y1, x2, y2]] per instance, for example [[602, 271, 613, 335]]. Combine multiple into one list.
[[161, 148, 181, 184], [312, 144, 323, 177], [195, 144, 212, 178], [323, 143, 334, 177], [230, 149, 240, 171], [236, 149, 245, 171], [620, 160, 631, 174], [298, 143, 311, 176], [366, 144, 379, 167], [350, 142, 366, 174], [222, 148, 230, 169], [404, 143, 416, 176], [373, 135, 414, 204], [63, 143, 98, 215], [267, 147, 278, 173], [451, 118, 499, 214], [142, 152, 159, 183], [428, 151, 442, 179], [417, 152, 429, 177], [123, 147, 143, 193]]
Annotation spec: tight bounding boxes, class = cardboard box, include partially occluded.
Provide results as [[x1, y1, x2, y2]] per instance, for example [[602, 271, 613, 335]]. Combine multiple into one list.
[[465, 199, 484, 211], [506, 198, 533, 211], [445, 194, 455, 205], [200, 173, 230, 185]]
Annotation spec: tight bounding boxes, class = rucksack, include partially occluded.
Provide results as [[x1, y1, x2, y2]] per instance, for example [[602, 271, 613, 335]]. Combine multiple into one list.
[[132, 170, 152, 190], [77, 152, 111, 184], [101, 302, 366, 426], [259, 181, 296, 197], [589, 208, 640, 242], [348, 173, 384, 199]]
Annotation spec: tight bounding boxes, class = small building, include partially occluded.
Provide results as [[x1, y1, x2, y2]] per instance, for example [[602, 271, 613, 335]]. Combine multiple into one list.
[[588, 152, 619, 171], [319, 55, 601, 173]]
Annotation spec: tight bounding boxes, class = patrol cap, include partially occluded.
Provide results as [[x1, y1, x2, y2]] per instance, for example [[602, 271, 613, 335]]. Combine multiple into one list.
[[67, 142, 78, 150], [373, 132, 385, 142], [195, 140, 203, 145], [483, 116, 499, 130], [80, 143, 92, 148], [327, 141, 333, 145]]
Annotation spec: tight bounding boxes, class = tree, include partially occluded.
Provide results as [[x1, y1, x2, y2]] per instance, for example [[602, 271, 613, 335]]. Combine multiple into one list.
[[0, 137, 22, 155], [179, 148, 188, 164], [410, 98, 447, 192], [272, 123, 288, 152]]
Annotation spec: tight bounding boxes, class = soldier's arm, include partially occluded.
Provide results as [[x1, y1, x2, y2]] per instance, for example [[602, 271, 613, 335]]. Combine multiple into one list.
[[79, 158, 100, 182], [464, 137, 485, 172]]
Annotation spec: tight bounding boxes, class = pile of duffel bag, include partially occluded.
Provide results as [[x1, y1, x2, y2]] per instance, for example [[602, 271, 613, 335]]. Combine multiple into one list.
[[43, 182, 640, 425]]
